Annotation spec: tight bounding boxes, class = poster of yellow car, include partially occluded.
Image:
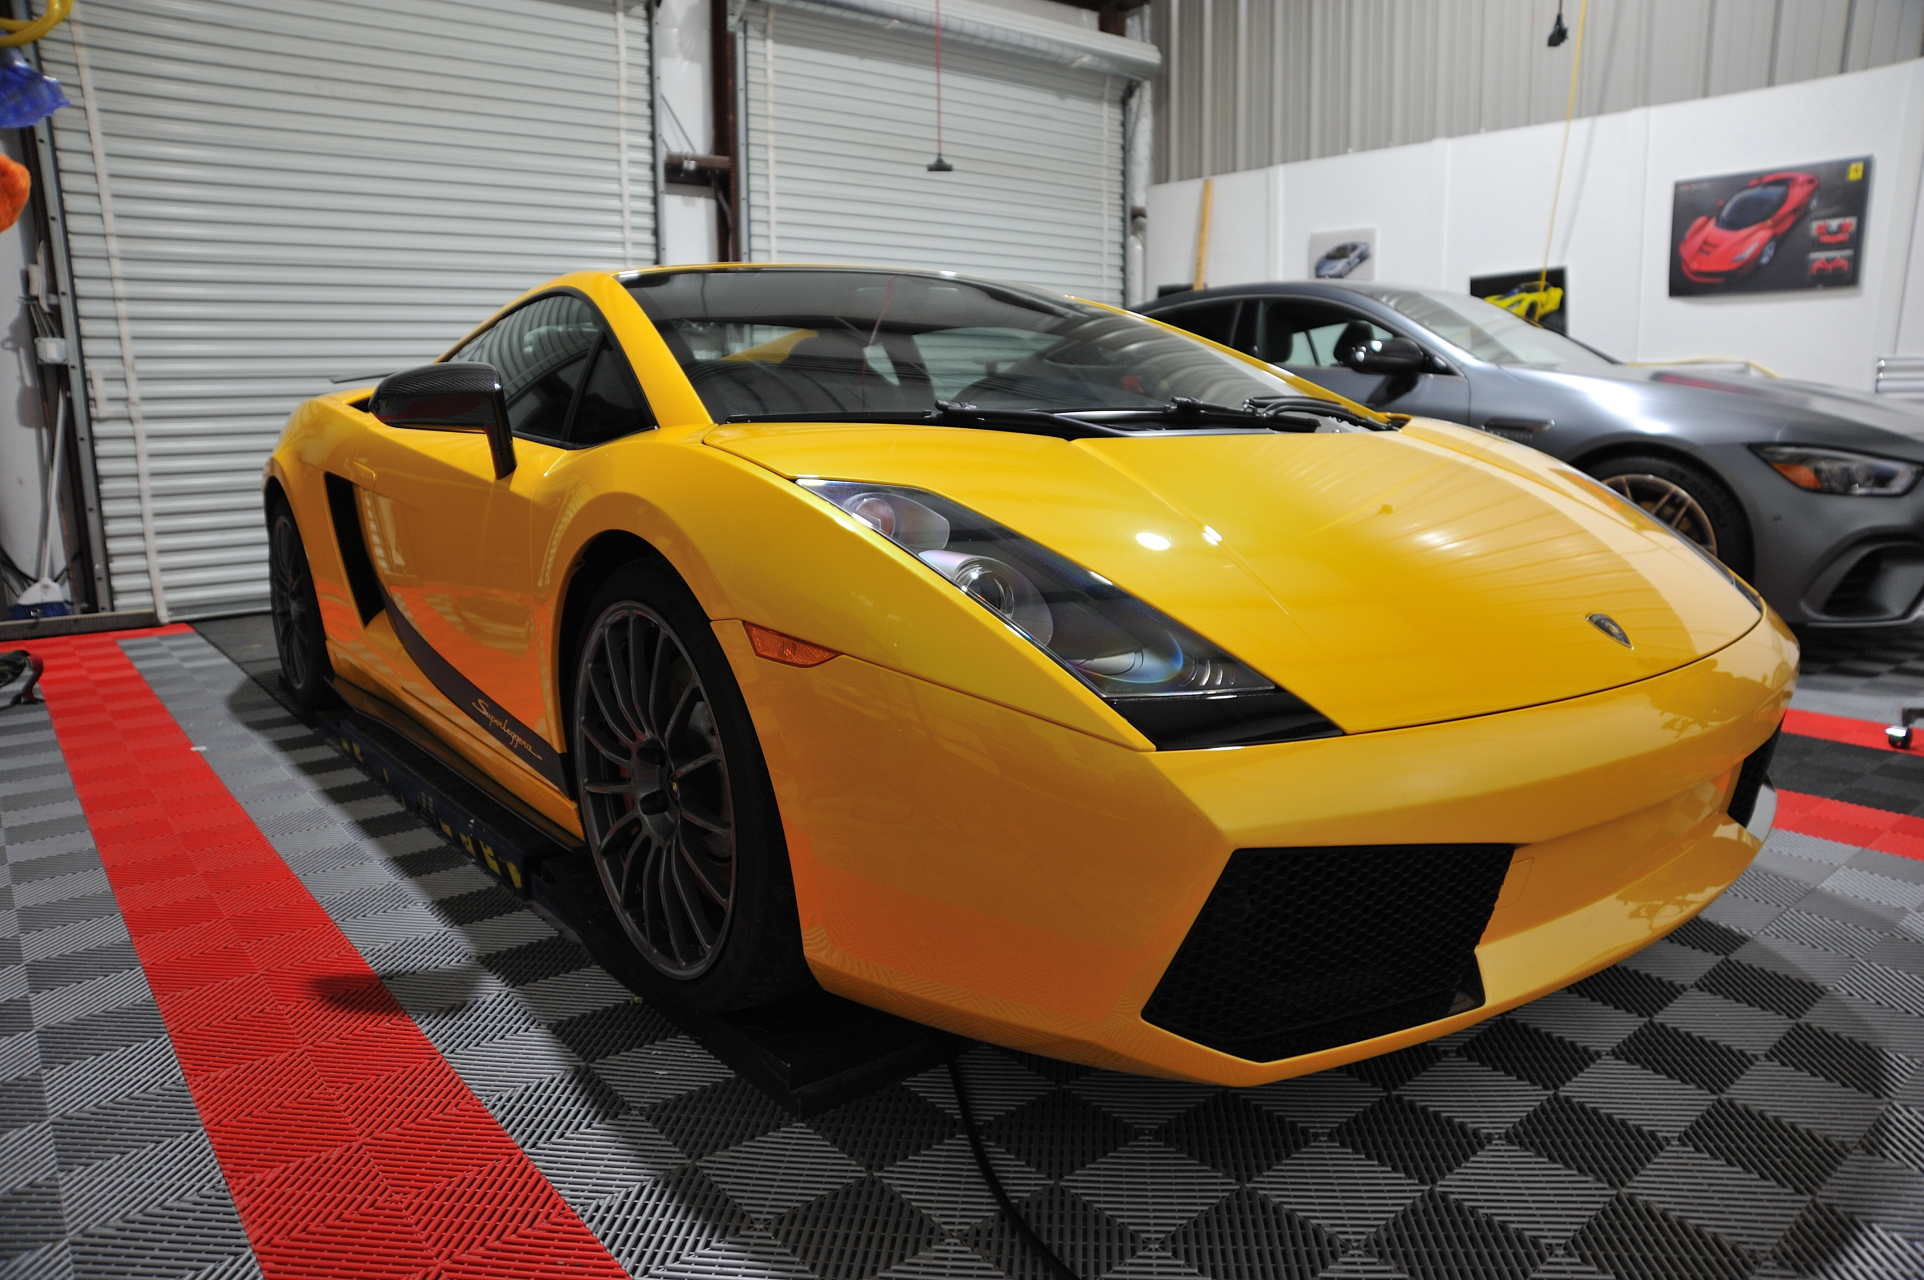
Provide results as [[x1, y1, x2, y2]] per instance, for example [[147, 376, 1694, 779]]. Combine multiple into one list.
[[1471, 266, 1569, 332]]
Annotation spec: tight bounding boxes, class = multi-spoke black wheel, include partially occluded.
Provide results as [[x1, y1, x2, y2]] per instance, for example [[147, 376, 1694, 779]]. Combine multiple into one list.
[[1586, 454, 1754, 581], [267, 498, 334, 713], [578, 602, 736, 976], [571, 560, 811, 1008]]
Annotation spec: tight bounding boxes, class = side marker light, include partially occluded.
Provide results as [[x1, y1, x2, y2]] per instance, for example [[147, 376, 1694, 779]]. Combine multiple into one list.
[[745, 622, 838, 667]]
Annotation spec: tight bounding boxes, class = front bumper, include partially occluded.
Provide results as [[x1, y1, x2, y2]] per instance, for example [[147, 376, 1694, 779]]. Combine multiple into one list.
[[723, 612, 1796, 1085]]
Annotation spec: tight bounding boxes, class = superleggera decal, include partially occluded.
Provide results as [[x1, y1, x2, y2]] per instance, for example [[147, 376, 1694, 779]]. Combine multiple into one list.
[[373, 544, 570, 793]]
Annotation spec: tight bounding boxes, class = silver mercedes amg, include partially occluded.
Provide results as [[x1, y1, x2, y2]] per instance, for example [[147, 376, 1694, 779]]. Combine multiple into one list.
[[1139, 280, 1924, 628]]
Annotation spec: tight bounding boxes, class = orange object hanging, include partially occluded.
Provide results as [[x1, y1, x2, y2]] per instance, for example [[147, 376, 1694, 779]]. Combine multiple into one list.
[[0, 153, 28, 232]]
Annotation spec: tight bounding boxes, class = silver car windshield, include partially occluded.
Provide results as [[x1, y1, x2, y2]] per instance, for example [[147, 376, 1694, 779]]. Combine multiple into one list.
[[625, 267, 1300, 420], [1356, 287, 1612, 367]]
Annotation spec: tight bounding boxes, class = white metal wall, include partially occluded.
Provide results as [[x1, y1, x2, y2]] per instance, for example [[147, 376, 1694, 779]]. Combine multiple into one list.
[[742, 2, 1127, 303], [1154, 0, 1924, 182], [38, 0, 656, 619]]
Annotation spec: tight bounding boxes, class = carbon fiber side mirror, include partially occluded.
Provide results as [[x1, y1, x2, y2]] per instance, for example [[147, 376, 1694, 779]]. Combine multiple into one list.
[[369, 362, 516, 479]]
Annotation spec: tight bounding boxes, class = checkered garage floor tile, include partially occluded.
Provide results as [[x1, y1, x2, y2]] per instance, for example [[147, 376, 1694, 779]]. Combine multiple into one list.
[[0, 695, 260, 1279], [2, 624, 1921, 1280]]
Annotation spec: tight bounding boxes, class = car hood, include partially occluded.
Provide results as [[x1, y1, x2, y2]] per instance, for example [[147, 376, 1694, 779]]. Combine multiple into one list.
[[1524, 363, 1924, 446], [706, 421, 1762, 734], [1683, 222, 1754, 257]]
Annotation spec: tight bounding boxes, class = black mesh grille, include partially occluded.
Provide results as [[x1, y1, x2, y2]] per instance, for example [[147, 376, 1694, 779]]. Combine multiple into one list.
[[1142, 844, 1515, 1062]]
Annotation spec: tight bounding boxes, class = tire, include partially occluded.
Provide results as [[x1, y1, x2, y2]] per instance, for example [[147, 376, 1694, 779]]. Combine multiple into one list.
[[1584, 454, 1755, 581], [267, 497, 336, 714], [1759, 238, 1777, 268], [570, 559, 811, 1010]]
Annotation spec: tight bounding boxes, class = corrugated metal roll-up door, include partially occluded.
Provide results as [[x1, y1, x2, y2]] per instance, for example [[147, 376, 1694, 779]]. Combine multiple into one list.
[[743, 0, 1148, 303], [37, 0, 655, 619]]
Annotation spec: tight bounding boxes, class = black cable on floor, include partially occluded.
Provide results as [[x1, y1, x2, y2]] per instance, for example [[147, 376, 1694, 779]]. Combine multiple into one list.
[[948, 1056, 1080, 1280]]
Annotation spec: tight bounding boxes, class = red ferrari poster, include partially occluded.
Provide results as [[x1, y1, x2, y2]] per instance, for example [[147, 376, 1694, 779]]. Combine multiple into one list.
[[1669, 156, 1870, 296]]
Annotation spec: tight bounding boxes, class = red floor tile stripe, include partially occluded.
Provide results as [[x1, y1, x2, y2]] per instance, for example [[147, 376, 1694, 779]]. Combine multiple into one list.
[[1774, 787, 1924, 863], [1783, 707, 1907, 752], [24, 631, 629, 1280]]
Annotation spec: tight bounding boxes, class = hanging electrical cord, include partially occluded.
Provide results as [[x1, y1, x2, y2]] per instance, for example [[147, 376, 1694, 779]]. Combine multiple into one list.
[[948, 1057, 1079, 1280], [616, 0, 633, 265], [926, 0, 952, 171], [1535, 0, 1588, 307], [9, 396, 73, 617]]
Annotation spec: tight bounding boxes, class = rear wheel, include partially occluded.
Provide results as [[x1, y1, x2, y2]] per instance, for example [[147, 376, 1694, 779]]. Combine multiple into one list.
[[267, 498, 335, 714], [571, 560, 810, 1010], [1585, 454, 1755, 580]]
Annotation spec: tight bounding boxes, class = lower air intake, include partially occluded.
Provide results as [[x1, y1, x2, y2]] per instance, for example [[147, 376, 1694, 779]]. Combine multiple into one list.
[[1142, 844, 1515, 1062]]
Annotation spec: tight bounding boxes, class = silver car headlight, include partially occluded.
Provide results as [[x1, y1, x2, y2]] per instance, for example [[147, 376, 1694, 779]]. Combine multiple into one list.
[[1752, 445, 1922, 497], [799, 479, 1340, 749]]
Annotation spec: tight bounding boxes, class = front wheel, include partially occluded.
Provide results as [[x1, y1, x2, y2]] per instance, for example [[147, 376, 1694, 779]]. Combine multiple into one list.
[[1585, 454, 1755, 581], [267, 498, 335, 714], [1759, 237, 1777, 268], [571, 560, 811, 1010]]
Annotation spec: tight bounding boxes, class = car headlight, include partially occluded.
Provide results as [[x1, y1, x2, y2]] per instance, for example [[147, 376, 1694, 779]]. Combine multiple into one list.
[[799, 479, 1340, 749], [1731, 242, 1757, 263], [1752, 445, 1922, 497]]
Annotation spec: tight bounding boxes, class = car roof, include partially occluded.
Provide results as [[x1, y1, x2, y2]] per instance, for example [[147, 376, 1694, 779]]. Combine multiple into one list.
[[1138, 279, 1409, 311]]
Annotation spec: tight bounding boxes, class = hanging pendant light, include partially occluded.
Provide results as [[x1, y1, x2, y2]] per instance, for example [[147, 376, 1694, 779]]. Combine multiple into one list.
[[1547, 0, 1569, 46], [927, 0, 952, 171]]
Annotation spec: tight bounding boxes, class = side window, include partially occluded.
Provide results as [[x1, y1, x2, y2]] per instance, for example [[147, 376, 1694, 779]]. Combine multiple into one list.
[[455, 294, 598, 441], [570, 337, 656, 446], [1254, 301, 1395, 368], [1156, 300, 1241, 349]]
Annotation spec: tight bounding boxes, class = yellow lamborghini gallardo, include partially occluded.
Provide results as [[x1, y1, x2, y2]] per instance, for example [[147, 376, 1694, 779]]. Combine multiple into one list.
[[264, 265, 1794, 1085]]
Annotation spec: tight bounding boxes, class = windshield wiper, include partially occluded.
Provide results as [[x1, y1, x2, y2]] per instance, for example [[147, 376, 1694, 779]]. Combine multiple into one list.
[[721, 396, 1394, 439], [1238, 395, 1403, 430], [1064, 397, 1312, 431], [722, 404, 1134, 439]]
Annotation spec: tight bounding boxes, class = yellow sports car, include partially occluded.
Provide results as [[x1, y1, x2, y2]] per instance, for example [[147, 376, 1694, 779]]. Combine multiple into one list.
[[264, 265, 1794, 1086], [1488, 281, 1565, 326]]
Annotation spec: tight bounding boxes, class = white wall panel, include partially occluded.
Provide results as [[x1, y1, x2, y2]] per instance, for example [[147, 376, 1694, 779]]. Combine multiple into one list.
[[742, 2, 1125, 302], [1637, 58, 1924, 387], [1148, 59, 1924, 392], [39, 0, 655, 618]]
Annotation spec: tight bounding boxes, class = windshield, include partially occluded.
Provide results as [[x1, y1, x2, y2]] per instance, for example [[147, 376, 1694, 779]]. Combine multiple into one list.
[[1716, 184, 1787, 231], [1354, 286, 1612, 366], [625, 267, 1299, 420]]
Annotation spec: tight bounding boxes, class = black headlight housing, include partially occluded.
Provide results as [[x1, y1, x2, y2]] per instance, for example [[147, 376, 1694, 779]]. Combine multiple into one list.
[[800, 480, 1341, 750]]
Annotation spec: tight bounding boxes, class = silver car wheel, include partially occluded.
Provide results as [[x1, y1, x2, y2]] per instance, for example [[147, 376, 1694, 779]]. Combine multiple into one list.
[[1602, 474, 1719, 559]]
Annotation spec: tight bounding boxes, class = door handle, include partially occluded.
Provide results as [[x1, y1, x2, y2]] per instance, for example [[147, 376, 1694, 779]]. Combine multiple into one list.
[[348, 460, 377, 489]]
